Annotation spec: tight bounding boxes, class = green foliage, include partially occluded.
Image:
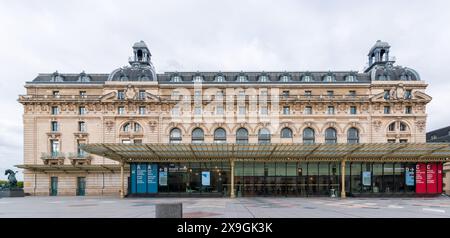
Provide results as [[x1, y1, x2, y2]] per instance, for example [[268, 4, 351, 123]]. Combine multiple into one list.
[[0, 180, 24, 188]]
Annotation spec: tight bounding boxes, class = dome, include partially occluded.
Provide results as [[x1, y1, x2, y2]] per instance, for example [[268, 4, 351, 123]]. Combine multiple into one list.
[[133, 40, 148, 49], [108, 65, 156, 81], [371, 64, 420, 81]]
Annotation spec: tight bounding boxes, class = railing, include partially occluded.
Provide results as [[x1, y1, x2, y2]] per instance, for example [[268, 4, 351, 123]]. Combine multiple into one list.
[[19, 95, 101, 101], [160, 94, 369, 102], [40, 152, 66, 165]]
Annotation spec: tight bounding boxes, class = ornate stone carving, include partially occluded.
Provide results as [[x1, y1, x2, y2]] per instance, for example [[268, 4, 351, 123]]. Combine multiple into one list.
[[125, 84, 136, 100], [372, 120, 382, 132], [389, 86, 397, 100], [415, 120, 426, 132], [149, 120, 157, 132], [104, 120, 114, 132]]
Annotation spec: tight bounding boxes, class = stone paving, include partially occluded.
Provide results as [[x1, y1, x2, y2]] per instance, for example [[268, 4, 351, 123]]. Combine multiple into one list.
[[1, 196, 450, 218]]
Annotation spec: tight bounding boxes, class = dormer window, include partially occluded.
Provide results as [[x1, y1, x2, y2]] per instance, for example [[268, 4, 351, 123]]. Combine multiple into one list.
[[215, 75, 225, 82], [302, 75, 313, 82], [119, 75, 128, 81], [258, 75, 269, 82], [323, 74, 336, 82], [193, 75, 203, 83], [78, 72, 91, 82], [280, 75, 290, 82], [171, 75, 182, 82], [237, 75, 247, 82], [345, 75, 358, 82]]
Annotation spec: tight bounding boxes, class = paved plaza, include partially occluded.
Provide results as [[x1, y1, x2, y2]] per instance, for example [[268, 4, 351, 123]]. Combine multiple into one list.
[[1, 196, 450, 218]]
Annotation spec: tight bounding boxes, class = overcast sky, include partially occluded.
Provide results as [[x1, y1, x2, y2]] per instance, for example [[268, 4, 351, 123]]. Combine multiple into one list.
[[1, 0, 450, 180]]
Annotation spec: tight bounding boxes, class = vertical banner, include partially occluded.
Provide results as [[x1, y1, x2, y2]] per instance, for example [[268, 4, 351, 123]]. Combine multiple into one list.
[[202, 171, 211, 186], [438, 163, 443, 193], [405, 166, 415, 186], [416, 163, 426, 194], [131, 163, 137, 194], [427, 163, 437, 194], [136, 163, 147, 193], [159, 167, 168, 186], [147, 163, 158, 193]]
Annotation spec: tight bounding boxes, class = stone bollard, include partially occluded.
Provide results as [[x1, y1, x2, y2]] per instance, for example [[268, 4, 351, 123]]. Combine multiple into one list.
[[155, 203, 183, 218]]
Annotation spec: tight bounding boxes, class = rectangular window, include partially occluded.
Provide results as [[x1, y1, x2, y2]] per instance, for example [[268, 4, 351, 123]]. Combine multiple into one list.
[[51, 106, 59, 115], [239, 106, 246, 115], [194, 106, 202, 115], [121, 139, 132, 144], [139, 106, 146, 115], [384, 106, 391, 114], [327, 90, 334, 97], [350, 106, 357, 115], [349, 90, 356, 97], [387, 139, 396, 143], [305, 90, 312, 97], [405, 106, 412, 114], [404, 90, 412, 99], [133, 139, 142, 144], [304, 106, 313, 115], [117, 90, 125, 100], [79, 91, 87, 98], [399, 139, 408, 143], [51, 121, 58, 132], [384, 90, 390, 99], [118, 106, 125, 115], [327, 106, 335, 115], [78, 121, 86, 132], [77, 140, 85, 157], [216, 105, 224, 115], [52, 91, 60, 98], [283, 106, 290, 115], [282, 90, 289, 99], [79, 106, 86, 115], [260, 106, 268, 115], [139, 90, 146, 100], [50, 140, 59, 157]]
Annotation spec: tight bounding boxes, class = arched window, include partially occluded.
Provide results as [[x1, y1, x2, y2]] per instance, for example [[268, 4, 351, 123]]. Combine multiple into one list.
[[400, 122, 408, 132], [193, 75, 203, 82], [388, 122, 396, 132], [258, 75, 269, 82], [214, 128, 226, 143], [281, 127, 293, 139], [280, 75, 290, 82], [325, 128, 337, 144], [170, 128, 182, 143], [345, 75, 358, 82], [171, 75, 182, 82], [122, 122, 142, 132], [323, 74, 336, 82], [215, 75, 225, 82], [302, 75, 313, 82], [134, 123, 142, 132], [347, 127, 359, 144], [123, 123, 131, 132], [237, 75, 247, 82], [258, 128, 271, 144], [192, 128, 204, 143], [303, 128, 315, 144], [236, 128, 249, 144]]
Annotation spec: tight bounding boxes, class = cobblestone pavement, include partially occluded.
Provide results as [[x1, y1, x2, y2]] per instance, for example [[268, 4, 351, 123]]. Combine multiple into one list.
[[1, 196, 450, 218]]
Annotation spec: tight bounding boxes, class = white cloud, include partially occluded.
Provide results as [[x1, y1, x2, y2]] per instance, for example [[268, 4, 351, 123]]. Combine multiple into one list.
[[0, 0, 449, 180]]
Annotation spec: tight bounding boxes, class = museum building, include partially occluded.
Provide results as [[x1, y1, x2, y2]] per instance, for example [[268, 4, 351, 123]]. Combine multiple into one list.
[[17, 40, 450, 197]]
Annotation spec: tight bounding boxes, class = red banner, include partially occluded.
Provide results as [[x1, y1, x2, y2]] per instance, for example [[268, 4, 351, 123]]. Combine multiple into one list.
[[438, 163, 443, 194], [426, 163, 437, 193], [416, 163, 426, 194]]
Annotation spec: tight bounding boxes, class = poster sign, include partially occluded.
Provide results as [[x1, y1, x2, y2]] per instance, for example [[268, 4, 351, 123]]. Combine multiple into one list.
[[416, 163, 426, 193], [136, 163, 147, 193], [131, 163, 137, 194], [438, 163, 443, 193], [427, 163, 437, 193], [362, 171, 371, 186], [147, 164, 158, 193], [405, 166, 415, 186], [159, 168, 168, 186], [201, 171, 210, 186]]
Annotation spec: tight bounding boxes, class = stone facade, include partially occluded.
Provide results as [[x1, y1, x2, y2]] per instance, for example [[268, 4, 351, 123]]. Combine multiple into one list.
[[18, 40, 434, 196]]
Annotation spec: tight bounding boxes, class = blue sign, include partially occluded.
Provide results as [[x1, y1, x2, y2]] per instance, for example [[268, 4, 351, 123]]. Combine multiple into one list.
[[131, 163, 137, 194], [362, 171, 371, 186], [202, 171, 210, 186], [136, 163, 147, 193], [405, 167, 415, 186], [147, 164, 158, 193]]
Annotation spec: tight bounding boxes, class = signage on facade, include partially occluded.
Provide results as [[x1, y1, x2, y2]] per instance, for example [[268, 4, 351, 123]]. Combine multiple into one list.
[[148, 164, 158, 193], [416, 163, 426, 193], [202, 171, 210, 186], [136, 163, 147, 193], [405, 166, 415, 186], [426, 163, 437, 193], [159, 167, 168, 186], [362, 171, 371, 186]]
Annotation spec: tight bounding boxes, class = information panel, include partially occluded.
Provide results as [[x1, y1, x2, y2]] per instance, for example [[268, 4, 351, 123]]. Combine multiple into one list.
[[202, 171, 211, 186], [159, 169, 168, 186], [438, 163, 443, 193], [426, 163, 437, 193], [136, 163, 148, 194], [362, 171, 371, 186], [405, 166, 415, 186], [148, 164, 158, 193], [131, 163, 137, 194], [416, 163, 426, 194]]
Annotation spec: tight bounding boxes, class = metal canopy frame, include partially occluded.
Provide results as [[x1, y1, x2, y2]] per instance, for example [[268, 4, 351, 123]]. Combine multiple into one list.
[[80, 143, 450, 163]]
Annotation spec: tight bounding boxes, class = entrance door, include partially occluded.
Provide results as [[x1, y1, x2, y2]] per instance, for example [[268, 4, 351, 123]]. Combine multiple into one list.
[[50, 177, 58, 196], [77, 177, 86, 196]]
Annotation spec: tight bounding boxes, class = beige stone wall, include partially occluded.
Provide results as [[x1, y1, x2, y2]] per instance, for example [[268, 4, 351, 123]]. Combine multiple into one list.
[[19, 80, 432, 196]]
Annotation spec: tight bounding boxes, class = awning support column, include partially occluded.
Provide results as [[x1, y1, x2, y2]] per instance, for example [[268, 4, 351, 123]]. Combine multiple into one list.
[[120, 161, 125, 198], [230, 159, 235, 198], [340, 159, 346, 198]]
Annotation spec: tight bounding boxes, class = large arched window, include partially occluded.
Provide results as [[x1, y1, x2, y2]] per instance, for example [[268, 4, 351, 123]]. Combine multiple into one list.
[[388, 122, 396, 132], [122, 122, 142, 132], [169, 128, 182, 143], [303, 128, 315, 144], [399, 122, 408, 132], [191, 128, 204, 143], [347, 127, 359, 144], [258, 128, 271, 144], [214, 128, 227, 143], [325, 128, 337, 144], [236, 128, 249, 144], [281, 127, 293, 139]]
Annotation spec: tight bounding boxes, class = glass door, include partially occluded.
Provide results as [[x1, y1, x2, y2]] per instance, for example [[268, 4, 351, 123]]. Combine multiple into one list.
[[76, 177, 86, 196], [50, 177, 58, 196]]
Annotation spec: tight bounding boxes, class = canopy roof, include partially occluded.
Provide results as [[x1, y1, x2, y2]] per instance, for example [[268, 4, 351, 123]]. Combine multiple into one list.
[[81, 143, 450, 163]]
